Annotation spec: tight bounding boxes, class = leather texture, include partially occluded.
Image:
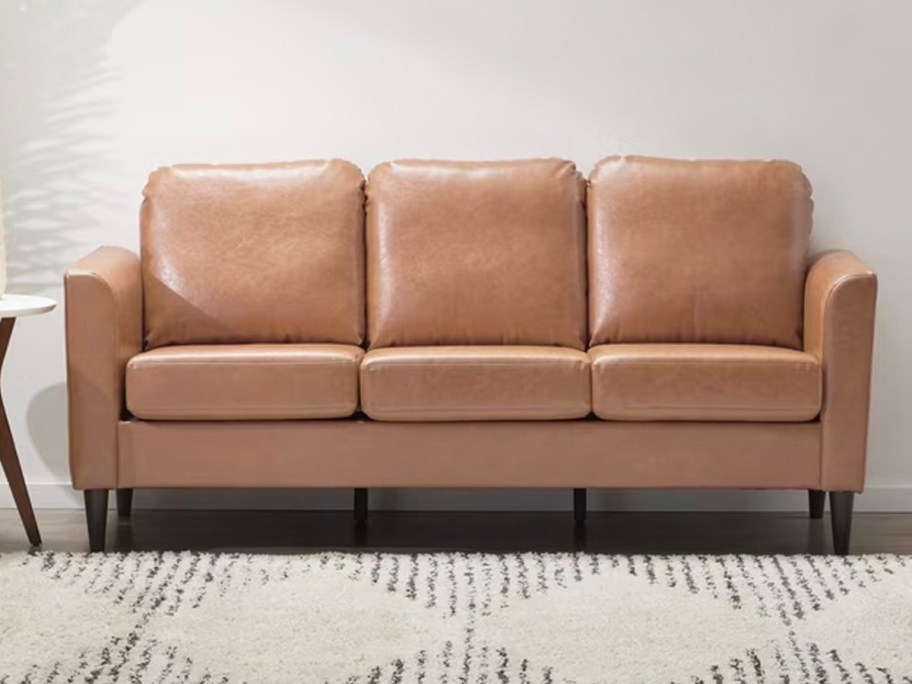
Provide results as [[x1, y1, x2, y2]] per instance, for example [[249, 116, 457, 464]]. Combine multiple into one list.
[[117, 419, 820, 489], [804, 251, 877, 491], [366, 159, 587, 349], [141, 160, 364, 348], [588, 156, 812, 349], [590, 344, 821, 421], [360, 346, 590, 421], [64, 247, 142, 489], [126, 344, 363, 421]]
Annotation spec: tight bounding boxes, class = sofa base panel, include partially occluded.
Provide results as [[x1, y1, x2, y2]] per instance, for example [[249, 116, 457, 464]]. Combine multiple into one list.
[[116, 419, 822, 490]]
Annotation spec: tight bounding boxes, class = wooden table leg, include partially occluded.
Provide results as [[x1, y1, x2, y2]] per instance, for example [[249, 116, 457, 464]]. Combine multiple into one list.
[[0, 318, 41, 546]]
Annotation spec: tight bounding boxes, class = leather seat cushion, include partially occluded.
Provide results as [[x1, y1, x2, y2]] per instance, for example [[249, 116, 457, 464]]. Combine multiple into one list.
[[589, 344, 821, 421], [126, 344, 363, 420], [360, 346, 591, 421]]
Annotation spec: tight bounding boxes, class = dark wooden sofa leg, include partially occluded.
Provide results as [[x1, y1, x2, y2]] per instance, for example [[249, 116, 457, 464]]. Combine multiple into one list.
[[830, 492, 855, 556], [116, 489, 133, 519], [354, 488, 368, 525], [808, 489, 825, 519], [85, 489, 109, 552], [573, 488, 586, 526]]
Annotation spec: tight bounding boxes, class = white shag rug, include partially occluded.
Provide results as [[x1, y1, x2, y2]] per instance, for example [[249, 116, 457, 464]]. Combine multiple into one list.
[[0, 552, 910, 683]]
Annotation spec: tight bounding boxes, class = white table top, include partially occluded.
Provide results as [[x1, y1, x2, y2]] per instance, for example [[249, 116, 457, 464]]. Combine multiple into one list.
[[0, 293, 57, 317]]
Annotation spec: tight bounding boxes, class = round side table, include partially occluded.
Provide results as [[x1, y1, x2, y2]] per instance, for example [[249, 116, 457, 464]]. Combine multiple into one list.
[[0, 293, 56, 546]]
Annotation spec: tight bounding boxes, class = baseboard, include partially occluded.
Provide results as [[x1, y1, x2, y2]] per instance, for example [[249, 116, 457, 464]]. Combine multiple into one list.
[[2, 483, 911, 512]]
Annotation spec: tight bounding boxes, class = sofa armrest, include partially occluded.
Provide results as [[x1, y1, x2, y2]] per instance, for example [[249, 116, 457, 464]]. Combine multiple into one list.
[[65, 247, 142, 490], [804, 250, 877, 491]]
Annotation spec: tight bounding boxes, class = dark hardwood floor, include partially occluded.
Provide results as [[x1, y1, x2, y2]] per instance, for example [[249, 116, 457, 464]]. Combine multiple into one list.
[[1, 509, 911, 555]]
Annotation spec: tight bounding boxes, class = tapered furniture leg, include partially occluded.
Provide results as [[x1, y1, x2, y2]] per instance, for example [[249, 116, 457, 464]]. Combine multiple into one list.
[[830, 492, 855, 556], [808, 489, 825, 519], [354, 488, 368, 525], [116, 489, 134, 519], [85, 490, 109, 552], [0, 318, 41, 546], [573, 488, 586, 526]]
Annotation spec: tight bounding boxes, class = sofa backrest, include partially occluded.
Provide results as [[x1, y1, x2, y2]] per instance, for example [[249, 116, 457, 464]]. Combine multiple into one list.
[[365, 159, 587, 349], [140, 160, 364, 348], [588, 156, 812, 349]]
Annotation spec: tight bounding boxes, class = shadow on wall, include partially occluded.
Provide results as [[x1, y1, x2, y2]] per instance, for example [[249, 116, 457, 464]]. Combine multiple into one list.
[[0, 0, 140, 291], [26, 383, 69, 482]]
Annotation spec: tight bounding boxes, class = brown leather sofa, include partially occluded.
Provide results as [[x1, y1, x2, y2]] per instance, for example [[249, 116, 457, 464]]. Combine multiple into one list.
[[64, 156, 877, 553]]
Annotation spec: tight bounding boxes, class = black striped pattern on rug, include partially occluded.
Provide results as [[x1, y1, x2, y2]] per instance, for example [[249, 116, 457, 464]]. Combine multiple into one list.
[[0, 552, 909, 683]]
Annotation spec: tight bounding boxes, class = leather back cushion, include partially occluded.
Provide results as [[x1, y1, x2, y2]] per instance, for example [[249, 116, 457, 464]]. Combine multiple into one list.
[[366, 159, 587, 349], [588, 156, 812, 349], [141, 160, 364, 348]]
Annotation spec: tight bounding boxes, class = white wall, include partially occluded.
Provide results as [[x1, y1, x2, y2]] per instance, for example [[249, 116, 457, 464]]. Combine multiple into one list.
[[1, 0, 910, 511]]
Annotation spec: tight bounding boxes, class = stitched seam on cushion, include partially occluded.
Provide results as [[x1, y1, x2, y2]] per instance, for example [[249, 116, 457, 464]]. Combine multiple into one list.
[[369, 412, 589, 419], [607, 404, 818, 412], [592, 360, 818, 368], [366, 404, 589, 414], [133, 403, 356, 417], [364, 363, 588, 370], [136, 403, 355, 410], [131, 360, 357, 369], [131, 355, 355, 366]]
